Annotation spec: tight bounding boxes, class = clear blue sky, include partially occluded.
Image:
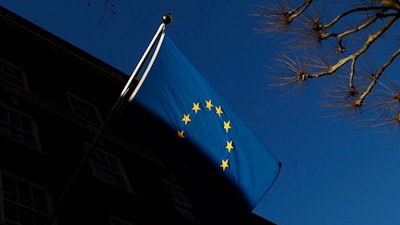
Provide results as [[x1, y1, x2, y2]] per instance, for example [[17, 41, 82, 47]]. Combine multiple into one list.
[[2, 1, 400, 224]]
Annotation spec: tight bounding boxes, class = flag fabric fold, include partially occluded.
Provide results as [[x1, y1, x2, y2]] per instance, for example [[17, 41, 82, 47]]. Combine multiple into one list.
[[135, 36, 281, 210]]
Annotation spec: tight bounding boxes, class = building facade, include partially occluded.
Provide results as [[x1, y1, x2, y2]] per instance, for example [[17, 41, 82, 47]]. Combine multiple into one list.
[[0, 6, 275, 225]]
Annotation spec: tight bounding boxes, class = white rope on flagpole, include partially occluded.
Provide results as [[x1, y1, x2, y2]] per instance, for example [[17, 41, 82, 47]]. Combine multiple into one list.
[[120, 23, 166, 98], [128, 29, 165, 102]]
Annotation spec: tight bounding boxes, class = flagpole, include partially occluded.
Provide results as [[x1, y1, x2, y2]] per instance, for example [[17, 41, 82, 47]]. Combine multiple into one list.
[[122, 12, 171, 99], [45, 13, 172, 225], [128, 22, 166, 102]]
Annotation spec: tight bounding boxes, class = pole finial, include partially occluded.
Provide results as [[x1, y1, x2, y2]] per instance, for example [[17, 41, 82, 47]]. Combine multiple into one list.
[[162, 12, 172, 25]]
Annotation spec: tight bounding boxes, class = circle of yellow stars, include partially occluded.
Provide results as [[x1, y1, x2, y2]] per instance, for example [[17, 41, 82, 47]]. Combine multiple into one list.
[[176, 99, 234, 172]]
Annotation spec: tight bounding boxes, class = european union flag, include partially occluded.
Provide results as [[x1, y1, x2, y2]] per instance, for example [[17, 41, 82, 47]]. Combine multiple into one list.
[[135, 36, 281, 210]]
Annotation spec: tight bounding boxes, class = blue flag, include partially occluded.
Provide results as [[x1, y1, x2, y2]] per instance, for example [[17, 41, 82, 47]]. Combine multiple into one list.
[[135, 36, 281, 210]]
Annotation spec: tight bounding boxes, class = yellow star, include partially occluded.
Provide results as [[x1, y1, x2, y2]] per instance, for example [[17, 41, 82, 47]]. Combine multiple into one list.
[[177, 130, 185, 138], [215, 106, 223, 117], [220, 159, 229, 171], [205, 100, 213, 110], [192, 102, 201, 113], [182, 114, 191, 125], [226, 141, 234, 152], [223, 121, 231, 132]]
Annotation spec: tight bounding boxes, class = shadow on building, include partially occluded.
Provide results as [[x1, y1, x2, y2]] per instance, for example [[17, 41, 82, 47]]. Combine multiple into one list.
[[0, 5, 276, 225]]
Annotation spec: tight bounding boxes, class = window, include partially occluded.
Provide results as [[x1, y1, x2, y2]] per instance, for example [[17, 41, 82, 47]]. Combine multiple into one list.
[[0, 59, 27, 89], [0, 173, 51, 225], [89, 149, 131, 191], [163, 180, 200, 222], [67, 93, 102, 125], [174, 205, 199, 222], [164, 182, 194, 209], [109, 215, 135, 225], [0, 104, 40, 150]]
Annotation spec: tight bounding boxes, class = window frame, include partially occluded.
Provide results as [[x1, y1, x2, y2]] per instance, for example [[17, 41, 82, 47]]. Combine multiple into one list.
[[0, 59, 28, 89], [86, 145, 132, 192], [66, 92, 103, 125], [109, 215, 136, 225], [0, 172, 52, 225], [162, 179, 200, 222], [0, 104, 41, 151]]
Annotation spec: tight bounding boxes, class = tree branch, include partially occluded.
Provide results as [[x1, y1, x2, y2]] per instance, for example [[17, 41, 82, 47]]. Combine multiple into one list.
[[307, 14, 398, 80], [323, 6, 383, 29], [357, 48, 400, 106]]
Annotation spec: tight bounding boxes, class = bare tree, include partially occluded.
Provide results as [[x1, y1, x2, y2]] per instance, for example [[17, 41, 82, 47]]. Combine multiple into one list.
[[252, 0, 400, 131]]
